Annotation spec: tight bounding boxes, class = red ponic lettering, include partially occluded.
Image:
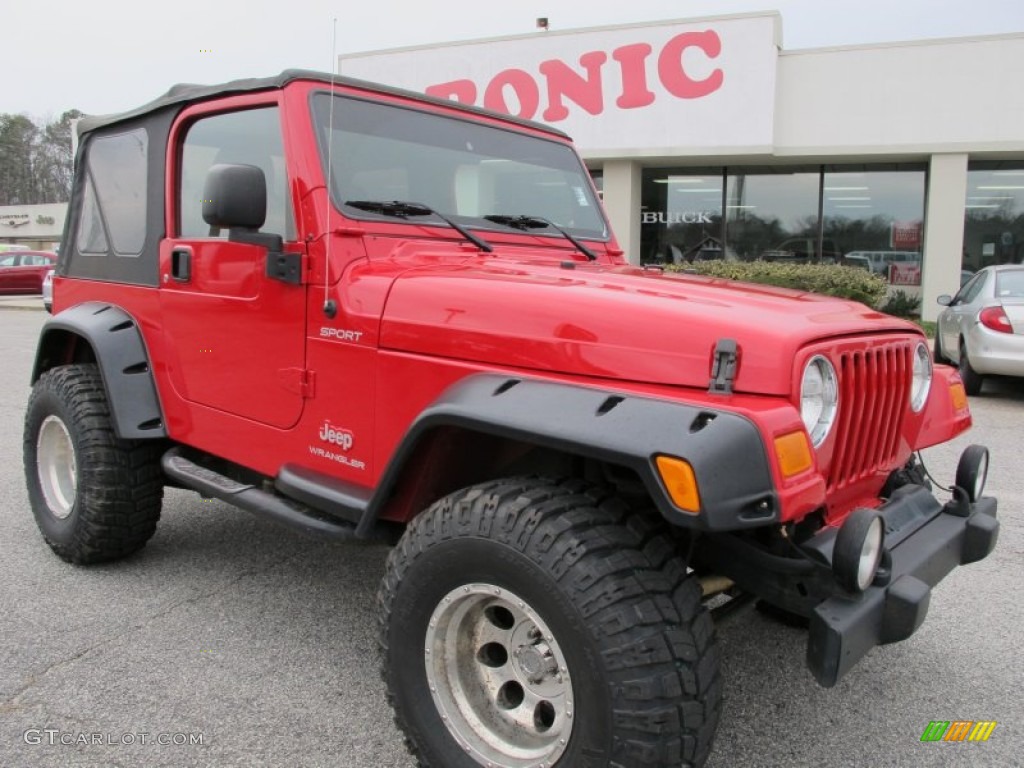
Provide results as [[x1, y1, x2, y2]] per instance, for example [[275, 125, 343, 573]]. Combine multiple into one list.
[[539, 51, 608, 121], [425, 80, 478, 105], [483, 69, 541, 119], [658, 30, 724, 99], [612, 43, 656, 109]]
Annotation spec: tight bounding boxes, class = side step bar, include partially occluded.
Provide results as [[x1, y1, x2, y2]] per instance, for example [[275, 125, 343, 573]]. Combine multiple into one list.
[[161, 448, 361, 540]]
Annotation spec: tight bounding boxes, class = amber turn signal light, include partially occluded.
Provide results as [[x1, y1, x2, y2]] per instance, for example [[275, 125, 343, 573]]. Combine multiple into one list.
[[774, 431, 814, 478], [655, 455, 701, 514], [949, 381, 968, 412]]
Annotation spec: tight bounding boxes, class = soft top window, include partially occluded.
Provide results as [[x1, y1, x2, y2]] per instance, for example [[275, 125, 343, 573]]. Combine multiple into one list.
[[77, 128, 148, 256]]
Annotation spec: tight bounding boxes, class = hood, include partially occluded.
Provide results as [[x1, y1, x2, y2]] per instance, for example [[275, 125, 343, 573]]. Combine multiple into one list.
[[379, 258, 917, 396]]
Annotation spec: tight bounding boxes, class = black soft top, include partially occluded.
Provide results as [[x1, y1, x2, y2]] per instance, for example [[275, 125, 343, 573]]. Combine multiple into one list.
[[78, 69, 569, 139]]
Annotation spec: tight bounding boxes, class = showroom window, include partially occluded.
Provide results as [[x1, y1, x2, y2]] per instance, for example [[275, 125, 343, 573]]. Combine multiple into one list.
[[726, 167, 820, 262], [822, 165, 926, 283], [640, 168, 723, 263], [640, 164, 927, 279], [963, 161, 1024, 271]]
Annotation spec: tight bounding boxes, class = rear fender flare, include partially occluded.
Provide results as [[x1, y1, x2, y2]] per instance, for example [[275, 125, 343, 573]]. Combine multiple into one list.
[[31, 302, 166, 439]]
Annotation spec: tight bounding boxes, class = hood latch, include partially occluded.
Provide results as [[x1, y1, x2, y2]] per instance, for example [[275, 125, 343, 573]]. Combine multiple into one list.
[[709, 339, 739, 395]]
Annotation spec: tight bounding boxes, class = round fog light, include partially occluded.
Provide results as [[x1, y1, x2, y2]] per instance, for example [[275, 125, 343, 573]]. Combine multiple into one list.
[[955, 444, 989, 503], [833, 509, 885, 593]]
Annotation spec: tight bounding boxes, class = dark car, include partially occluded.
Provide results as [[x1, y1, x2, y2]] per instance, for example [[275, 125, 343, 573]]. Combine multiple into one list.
[[0, 251, 57, 294]]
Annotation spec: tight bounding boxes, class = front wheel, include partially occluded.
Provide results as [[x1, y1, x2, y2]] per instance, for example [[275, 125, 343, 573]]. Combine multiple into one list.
[[378, 478, 721, 768], [23, 364, 164, 564]]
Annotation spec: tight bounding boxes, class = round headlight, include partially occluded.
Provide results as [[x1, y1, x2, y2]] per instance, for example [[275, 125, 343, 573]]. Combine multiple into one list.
[[833, 509, 885, 593], [801, 356, 839, 447], [910, 342, 933, 412]]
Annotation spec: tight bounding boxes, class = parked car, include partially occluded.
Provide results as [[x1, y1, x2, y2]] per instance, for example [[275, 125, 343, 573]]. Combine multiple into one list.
[[0, 250, 57, 294], [845, 250, 921, 276], [762, 237, 841, 264], [935, 265, 1024, 394], [41, 269, 54, 312], [841, 254, 872, 271]]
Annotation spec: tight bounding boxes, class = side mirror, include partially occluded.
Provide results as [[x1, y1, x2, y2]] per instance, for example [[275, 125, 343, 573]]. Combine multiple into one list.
[[202, 164, 267, 230], [200, 163, 300, 285], [937, 294, 953, 306]]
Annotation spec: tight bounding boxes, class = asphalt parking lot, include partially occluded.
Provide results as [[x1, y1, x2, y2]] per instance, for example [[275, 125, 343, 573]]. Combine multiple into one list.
[[1, 306, 1021, 768]]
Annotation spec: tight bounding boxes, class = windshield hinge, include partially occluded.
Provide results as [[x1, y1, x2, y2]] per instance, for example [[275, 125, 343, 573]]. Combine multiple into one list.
[[267, 252, 305, 285], [708, 339, 739, 395]]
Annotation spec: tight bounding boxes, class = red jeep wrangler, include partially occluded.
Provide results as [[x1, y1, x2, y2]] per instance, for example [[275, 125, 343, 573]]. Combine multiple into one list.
[[25, 70, 998, 768]]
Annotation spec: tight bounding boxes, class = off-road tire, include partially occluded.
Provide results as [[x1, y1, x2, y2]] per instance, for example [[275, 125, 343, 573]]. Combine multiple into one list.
[[378, 477, 722, 768], [958, 339, 983, 396], [23, 364, 164, 564]]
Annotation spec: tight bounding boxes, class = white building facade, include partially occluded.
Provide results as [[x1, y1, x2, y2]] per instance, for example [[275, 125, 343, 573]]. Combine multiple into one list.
[[340, 13, 1024, 320], [0, 203, 66, 251]]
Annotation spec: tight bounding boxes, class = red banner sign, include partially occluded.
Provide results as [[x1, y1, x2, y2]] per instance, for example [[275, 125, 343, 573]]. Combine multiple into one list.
[[890, 221, 922, 250], [889, 263, 922, 286]]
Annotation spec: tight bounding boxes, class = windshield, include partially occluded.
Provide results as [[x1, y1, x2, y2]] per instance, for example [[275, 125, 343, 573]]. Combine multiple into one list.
[[311, 93, 607, 240]]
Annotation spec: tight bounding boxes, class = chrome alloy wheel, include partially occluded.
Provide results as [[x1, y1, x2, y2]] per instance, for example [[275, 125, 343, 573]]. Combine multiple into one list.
[[36, 414, 77, 519], [425, 583, 574, 767]]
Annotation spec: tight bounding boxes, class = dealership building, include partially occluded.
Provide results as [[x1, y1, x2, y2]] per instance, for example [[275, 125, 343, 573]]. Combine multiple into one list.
[[340, 12, 1024, 320]]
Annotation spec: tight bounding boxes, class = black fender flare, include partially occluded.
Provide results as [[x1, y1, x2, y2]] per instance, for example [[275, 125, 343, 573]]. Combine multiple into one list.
[[357, 373, 778, 535], [32, 302, 167, 439]]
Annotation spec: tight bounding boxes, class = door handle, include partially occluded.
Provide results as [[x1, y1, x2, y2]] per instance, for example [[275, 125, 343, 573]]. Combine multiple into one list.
[[171, 247, 192, 282]]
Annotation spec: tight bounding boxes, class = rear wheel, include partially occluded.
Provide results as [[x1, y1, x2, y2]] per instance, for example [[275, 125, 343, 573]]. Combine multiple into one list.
[[378, 477, 722, 768], [958, 340, 983, 396], [23, 364, 164, 564]]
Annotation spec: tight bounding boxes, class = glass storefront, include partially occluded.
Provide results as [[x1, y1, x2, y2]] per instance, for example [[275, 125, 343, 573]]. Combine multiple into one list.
[[640, 167, 723, 264], [963, 162, 1024, 272], [640, 164, 927, 283], [823, 165, 926, 283], [726, 167, 820, 262]]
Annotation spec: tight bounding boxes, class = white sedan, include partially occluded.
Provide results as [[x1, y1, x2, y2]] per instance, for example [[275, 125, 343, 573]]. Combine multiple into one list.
[[935, 265, 1024, 394], [42, 269, 54, 313]]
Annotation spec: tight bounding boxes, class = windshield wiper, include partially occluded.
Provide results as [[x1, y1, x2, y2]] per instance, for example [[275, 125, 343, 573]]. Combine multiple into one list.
[[483, 214, 597, 261], [345, 200, 493, 253]]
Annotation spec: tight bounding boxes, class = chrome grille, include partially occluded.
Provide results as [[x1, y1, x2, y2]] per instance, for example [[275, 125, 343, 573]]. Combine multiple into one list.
[[827, 341, 912, 491]]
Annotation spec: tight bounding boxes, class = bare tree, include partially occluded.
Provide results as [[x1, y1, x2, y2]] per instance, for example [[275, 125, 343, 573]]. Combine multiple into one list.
[[0, 109, 82, 205]]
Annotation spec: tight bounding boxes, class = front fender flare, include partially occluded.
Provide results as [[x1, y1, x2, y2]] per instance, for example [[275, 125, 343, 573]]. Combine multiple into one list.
[[358, 374, 778, 535]]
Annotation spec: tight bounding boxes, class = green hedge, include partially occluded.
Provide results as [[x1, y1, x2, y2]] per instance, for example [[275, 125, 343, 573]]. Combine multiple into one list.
[[665, 261, 889, 307]]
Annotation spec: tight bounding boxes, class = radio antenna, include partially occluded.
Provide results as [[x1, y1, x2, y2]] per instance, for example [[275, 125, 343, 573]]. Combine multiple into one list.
[[323, 17, 339, 318]]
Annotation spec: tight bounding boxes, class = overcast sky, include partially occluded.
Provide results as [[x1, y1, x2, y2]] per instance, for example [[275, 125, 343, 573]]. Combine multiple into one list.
[[6, 0, 1023, 119]]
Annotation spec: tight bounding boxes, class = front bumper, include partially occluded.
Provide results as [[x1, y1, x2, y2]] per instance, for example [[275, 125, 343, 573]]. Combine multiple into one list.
[[806, 485, 998, 687]]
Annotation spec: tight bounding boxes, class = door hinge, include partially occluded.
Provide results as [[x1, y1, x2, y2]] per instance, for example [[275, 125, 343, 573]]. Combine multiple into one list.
[[708, 339, 739, 395], [278, 367, 316, 398], [300, 368, 315, 398]]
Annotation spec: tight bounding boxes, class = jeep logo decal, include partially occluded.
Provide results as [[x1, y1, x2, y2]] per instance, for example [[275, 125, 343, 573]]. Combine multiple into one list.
[[319, 421, 354, 451]]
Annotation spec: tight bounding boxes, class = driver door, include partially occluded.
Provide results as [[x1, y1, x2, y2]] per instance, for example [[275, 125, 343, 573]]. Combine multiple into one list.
[[159, 100, 306, 429]]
